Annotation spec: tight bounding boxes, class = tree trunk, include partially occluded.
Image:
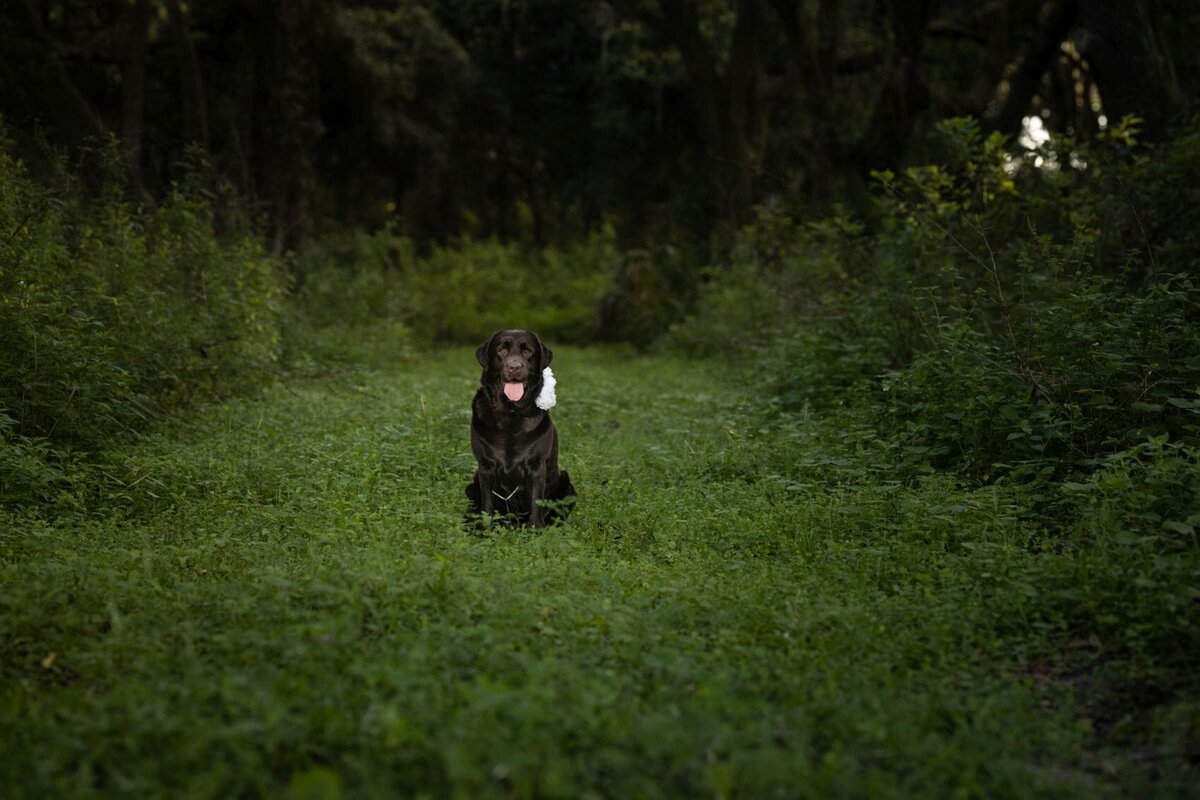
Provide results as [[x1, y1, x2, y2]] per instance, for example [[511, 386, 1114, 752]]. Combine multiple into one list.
[[122, 0, 151, 188], [258, 0, 323, 260], [988, 0, 1079, 135], [771, 0, 841, 203], [17, 0, 106, 144], [658, 0, 767, 223], [167, 0, 209, 148], [854, 0, 936, 172]]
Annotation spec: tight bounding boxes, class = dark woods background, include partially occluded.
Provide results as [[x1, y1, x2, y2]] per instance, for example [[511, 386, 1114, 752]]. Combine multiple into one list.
[[4, 0, 1197, 251], [2, 0, 1200, 500]]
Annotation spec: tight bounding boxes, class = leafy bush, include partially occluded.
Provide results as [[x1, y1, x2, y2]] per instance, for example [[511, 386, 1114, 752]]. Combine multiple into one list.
[[285, 224, 417, 366], [0, 139, 284, 504], [880, 274, 1200, 482], [711, 118, 1200, 491], [409, 233, 612, 343], [599, 241, 699, 349], [662, 121, 1200, 768], [749, 304, 894, 413], [1070, 119, 1200, 277], [292, 226, 614, 348], [666, 204, 873, 358], [1029, 438, 1200, 689], [290, 223, 415, 330], [872, 120, 1200, 483]]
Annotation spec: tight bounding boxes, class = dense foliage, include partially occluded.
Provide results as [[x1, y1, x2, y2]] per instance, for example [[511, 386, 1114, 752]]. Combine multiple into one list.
[[0, 141, 283, 504], [678, 119, 1200, 484], [2, 1, 1197, 248], [291, 227, 613, 347]]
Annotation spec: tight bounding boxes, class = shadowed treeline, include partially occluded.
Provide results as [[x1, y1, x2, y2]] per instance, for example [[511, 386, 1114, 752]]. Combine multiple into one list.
[[2, 1, 1197, 251]]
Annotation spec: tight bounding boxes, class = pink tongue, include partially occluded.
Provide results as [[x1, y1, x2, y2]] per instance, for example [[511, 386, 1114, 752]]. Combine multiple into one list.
[[503, 382, 524, 401]]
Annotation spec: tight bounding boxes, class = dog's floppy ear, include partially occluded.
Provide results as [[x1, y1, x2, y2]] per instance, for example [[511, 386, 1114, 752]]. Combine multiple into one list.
[[535, 333, 553, 368], [475, 332, 497, 369]]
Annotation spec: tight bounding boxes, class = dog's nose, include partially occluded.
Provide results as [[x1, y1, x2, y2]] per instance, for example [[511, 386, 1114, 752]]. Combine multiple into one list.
[[503, 360, 525, 380]]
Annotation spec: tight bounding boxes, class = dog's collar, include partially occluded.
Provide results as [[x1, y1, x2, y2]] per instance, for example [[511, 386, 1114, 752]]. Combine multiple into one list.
[[535, 367, 556, 410]]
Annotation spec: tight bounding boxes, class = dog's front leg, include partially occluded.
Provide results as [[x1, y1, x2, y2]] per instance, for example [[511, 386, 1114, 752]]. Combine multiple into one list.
[[527, 463, 548, 528], [476, 465, 499, 518]]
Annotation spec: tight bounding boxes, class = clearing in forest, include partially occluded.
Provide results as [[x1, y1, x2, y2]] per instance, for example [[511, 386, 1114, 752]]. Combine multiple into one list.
[[0, 347, 1174, 798]]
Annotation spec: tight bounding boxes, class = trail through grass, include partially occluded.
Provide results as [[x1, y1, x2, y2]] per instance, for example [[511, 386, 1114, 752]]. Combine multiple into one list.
[[0, 347, 1186, 798]]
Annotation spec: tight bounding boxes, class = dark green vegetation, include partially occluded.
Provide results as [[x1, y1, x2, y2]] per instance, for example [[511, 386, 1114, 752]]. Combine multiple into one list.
[[3, 114, 1199, 798], [3, 1, 1198, 249], [3, 1, 1200, 797], [2, 345, 1194, 798], [0, 142, 284, 503]]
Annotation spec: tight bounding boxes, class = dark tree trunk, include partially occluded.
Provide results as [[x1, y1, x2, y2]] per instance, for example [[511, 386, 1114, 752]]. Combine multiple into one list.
[[854, 0, 937, 172], [988, 0, 1079, 135], [122, 0, 151, 188], [231, 17, 258, 195], [408, 150, 456, 252], [257, 0, 323, 260], [17, 0, 106, 144], [772, 0, 841, 203], [659, 0, 768, 223], [167, 0, 209, 148]]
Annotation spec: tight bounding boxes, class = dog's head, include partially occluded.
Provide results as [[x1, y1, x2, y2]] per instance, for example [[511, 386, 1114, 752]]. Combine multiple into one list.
[[476, 329, 553, 405]]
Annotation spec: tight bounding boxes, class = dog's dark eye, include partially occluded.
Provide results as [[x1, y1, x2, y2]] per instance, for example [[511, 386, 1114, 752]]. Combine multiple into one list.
[[521, 346, 533, 357], [497, 347, 508, 357]]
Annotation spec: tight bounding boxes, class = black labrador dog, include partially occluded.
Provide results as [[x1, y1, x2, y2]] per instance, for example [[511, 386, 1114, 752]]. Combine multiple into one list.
[[465, 329, 575, 527]]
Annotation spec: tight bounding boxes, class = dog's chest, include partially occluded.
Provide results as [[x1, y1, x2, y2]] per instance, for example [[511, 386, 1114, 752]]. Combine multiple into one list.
[[473, 407, 550, 460], [493, 462, 530, 489], [493, 425, 545, 466]]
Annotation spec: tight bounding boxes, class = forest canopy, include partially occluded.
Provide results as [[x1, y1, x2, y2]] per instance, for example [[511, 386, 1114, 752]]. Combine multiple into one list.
[[2, 0, 1197, 251]]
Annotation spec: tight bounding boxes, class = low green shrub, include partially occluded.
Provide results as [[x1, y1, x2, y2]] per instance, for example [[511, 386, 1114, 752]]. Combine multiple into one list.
[[292, 226, 614, 348], [666, 205, 873, 358], [290, 223, 415, 330], [669, 123, 1200, 748], [1020, 438, 1200, 693], [1074, 437, 1200, 552], [409, 232, 612, 343], [1071, 119, 1200, 278], [750, 312, 893, 413], [601, 241, 701, 349], [0, 139, 284, 504], [285, 224, 416, 367], [877, 274, 1200, 483], [719, 118, 1200, 488]]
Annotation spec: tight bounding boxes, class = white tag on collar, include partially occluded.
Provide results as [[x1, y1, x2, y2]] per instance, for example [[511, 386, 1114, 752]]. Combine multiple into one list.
[[535, 367, 556, 410]]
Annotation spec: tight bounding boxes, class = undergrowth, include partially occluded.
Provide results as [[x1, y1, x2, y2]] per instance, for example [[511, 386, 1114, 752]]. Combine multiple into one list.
[[0, 139, 284, 506], [2, 341, 1195, 798], [289, 224, 613, 349], [675, 116, 1200, 537]]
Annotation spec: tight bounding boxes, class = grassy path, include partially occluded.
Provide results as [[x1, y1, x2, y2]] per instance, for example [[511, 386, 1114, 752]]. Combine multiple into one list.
[[0, 347, 1143, 797]]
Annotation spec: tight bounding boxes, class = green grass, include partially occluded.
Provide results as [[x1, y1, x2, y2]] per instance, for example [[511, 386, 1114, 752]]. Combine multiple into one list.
[[1, 345, 1194, 798]]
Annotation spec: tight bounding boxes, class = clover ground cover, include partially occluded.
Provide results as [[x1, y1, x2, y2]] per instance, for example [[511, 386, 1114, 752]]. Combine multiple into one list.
[[0, 346, 1176, 798]]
